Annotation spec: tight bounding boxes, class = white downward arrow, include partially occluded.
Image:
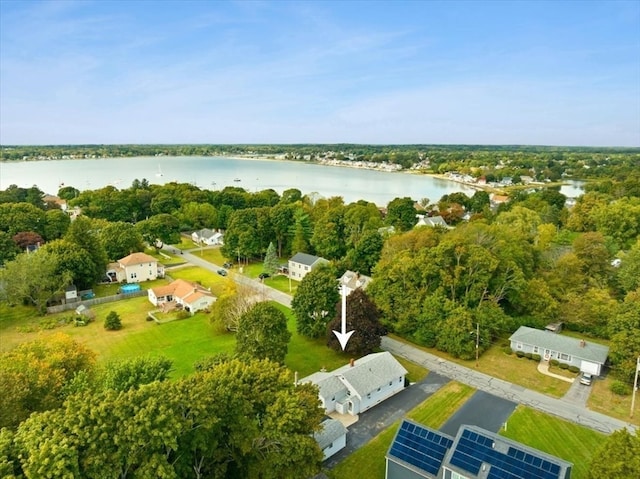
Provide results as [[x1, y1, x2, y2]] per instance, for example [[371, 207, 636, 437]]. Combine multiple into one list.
[[333, 284, 354, 350]]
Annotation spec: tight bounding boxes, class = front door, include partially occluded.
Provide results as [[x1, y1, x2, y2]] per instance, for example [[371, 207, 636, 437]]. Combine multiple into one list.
[[544, 349, 550, 360]]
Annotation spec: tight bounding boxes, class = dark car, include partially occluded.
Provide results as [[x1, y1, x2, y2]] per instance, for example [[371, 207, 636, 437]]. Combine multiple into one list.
[[217, 269, 228, 277], [258, 272, 270, 279], [223, 262, 233, 269]]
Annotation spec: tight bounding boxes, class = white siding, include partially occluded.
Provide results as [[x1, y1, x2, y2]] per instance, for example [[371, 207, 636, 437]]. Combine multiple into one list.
[[322, 434, 346, 460]]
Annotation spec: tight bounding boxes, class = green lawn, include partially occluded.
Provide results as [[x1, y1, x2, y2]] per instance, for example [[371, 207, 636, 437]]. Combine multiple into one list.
[[500, 406, 605, 479], [166, 265, 229, 297], [389, 334, 572, 398], [327, 381, 475, 479]]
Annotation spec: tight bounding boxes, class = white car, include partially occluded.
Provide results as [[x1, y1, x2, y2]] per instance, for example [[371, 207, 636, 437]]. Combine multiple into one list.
[[579, 372, 593, 386]]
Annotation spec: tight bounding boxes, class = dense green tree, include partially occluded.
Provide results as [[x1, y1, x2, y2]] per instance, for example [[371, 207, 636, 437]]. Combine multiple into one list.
[[209, 283, 255, 332], [561, 288, 617, 336], [0, 334, 96, 429], [343, 201, 383, 247], [0, 249, 72, 313], [0, 202, 46, 236], [327, 289, 386, 355], [98, 221, 145, 260], [573, 232, 612, 287], [591, 197, 640, 249], [135, 213, 181, 246], [40, 239, 98, 290], [280, 188, 302, 204], [345, 229, 384, 275], [469, 190, 490, 213], [64, 215, 108, 284], [270, 203, 296, 257], [263, 241, 279, 274], [57, 185, 80, 200], [608, 290, 640, 383], [587, 429, 640, 479], [0, 231, 19, 265], [386, 197, 417, 232], [311, 205, 346, 259], [43, 208, 70, 240], [289, 208, 313, 254], [617, 239, 640, 293], [104, 311, 122, 330], [10, 359, 323, 478], [236, 302, 291, 364], [178, 201, 217, 230], [292, 264, 340, 338], [100, 356, 173, 391]]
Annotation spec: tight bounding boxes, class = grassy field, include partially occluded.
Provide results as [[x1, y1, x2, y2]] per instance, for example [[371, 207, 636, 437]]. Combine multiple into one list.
[[166, 265, 230, 297], [589, 375, 639, 426], [327, 381, 475, 479], [500, 406, 605, 479], [389, 334, 572, 398]]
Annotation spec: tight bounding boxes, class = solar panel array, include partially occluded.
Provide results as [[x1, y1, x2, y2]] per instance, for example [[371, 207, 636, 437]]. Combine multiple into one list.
[[389, 421, 454, 476], [448, 429, 563, 479]]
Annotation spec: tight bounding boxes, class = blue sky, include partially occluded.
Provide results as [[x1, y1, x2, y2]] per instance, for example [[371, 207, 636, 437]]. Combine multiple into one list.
[[1, 0, 639, 146]]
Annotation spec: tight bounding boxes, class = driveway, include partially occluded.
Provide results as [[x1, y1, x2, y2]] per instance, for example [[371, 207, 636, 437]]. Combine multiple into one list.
[[323, 372, 450, 468], [561, 376, 592, 408], [440, 390, 517, 436]]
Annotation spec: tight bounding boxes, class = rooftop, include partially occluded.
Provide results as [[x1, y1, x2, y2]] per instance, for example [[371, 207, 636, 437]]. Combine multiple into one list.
[[510, 326, 609, 364]]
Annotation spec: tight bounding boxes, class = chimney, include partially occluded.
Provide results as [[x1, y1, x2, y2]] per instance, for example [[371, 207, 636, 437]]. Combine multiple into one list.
[[349, 358, 355, 367], [579, 340, 586, 348]]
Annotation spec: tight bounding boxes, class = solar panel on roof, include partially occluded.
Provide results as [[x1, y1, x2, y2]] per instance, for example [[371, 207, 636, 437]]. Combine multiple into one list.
[[389, 421, 453, 476]]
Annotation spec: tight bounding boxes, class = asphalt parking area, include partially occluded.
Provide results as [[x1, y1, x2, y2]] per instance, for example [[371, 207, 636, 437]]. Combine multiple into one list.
[[440, 390, 517, 436]]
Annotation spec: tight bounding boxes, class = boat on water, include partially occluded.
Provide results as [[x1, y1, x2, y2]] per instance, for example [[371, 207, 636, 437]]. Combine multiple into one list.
[[156, 165, 163, 177]]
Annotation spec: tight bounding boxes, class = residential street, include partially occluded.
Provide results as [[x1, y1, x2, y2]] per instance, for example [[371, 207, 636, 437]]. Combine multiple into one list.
[[172, 247, 637, 437], [381, 336, 637, 435]]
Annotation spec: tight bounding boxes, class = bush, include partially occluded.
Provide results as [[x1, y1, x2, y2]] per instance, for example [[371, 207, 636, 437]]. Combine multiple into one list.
[[610, 380, 632, 396], [524, 352, 533, 360], [558, 363, 569, 370], [568, 365, 580, 373], [503, 346, 513, 355], [550, 359, 559, 367], [104, 311, 122, 331], [176, 310, 191, 320], [532, 354, 542, 362], [516, 351, 525, 358]]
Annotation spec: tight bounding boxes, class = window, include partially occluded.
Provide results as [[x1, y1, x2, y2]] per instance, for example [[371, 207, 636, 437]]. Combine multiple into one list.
[[517, 342, 523, 350], [305, 266, 309, 271], [533, 346, 539, 354], [399, 377, 402, 382], [377, 387, 380, 392], [560, 353, 571, 361], [389, 381, 392, 386], [367, 393, 370, 399], [130, 272, 137, 279]]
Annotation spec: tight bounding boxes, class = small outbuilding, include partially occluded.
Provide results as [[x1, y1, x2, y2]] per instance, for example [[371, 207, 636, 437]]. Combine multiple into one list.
[[314, 417, 347, 460]]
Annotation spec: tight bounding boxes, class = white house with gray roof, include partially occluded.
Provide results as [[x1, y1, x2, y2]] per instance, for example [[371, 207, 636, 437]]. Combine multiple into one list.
[[288, 252, 329, 280], [314, 417, 347, 460], [509, 326, 609, 376], [339, 270, 372, 295], [301, 352, 407, 416], [191, 228, 224, 246], [415, 214, 450, 229]]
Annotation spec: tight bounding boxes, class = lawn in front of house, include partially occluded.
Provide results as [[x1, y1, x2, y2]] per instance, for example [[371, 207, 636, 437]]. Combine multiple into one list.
[[166, 265, 230, 297], [500, 406, 605, 479], [588, 375, 639, 426], [327, 381, 475, 479], [388, 334, 572, 398]]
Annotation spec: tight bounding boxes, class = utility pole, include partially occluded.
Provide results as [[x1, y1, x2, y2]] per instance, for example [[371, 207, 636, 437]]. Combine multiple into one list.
[[631, 356, 640, 419], [475, 322, 480, 367]]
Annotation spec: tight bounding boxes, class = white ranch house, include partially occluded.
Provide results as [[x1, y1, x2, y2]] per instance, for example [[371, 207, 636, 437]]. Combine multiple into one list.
[[191, 228, 224, 246], [288, 252, 329, 281], [148, 279, 216, 315], [301, 352, 407, 416], [339, 270, 372, 295], [106, 252, 164, 284], [509, 326, 609, 376]]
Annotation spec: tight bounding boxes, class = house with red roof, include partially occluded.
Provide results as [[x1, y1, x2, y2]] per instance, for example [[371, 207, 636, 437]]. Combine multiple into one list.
[[148, 279, 216, 315]]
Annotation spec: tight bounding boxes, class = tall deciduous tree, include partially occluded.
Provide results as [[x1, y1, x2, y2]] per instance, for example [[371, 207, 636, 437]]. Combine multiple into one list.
[[386, 197, 417, 232], [236, 302, 291, 364], [0, 334, 96, 429], [327, 289, 386, 355], [41, 239, 98, 290], [0, 249, 72, 313], [135, 213, 181, 246], [10, 359, 323, 478], [0, 231, 19, 265], [588, 429, 640, 479], [292, 264, 340, 338], [98, 221, 145, 260], [64, 215, 108, 284]]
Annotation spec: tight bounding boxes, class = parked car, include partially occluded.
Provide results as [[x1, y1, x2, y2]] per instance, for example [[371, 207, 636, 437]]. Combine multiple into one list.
[[217, 269, 228, 277], [258, 272, 270, 279], [579, 372, 593, 386], [223, 262, 233, 269]]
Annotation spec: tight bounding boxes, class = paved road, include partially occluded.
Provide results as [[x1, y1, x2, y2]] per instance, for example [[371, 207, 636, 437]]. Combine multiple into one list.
[[382, 336, 637, 435]]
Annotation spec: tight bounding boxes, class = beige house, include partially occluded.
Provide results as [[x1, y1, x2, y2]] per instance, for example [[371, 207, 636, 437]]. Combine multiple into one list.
[[106, 252, 164, 283], [148, 279, 216, 315]]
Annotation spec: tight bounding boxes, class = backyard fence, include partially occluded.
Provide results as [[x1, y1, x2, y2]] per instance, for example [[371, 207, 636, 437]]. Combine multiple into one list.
[[46, 290, 147, 314]]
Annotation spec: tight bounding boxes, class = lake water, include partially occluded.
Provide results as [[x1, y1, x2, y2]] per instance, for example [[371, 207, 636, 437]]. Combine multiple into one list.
[[0, 156, 476, 206]]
